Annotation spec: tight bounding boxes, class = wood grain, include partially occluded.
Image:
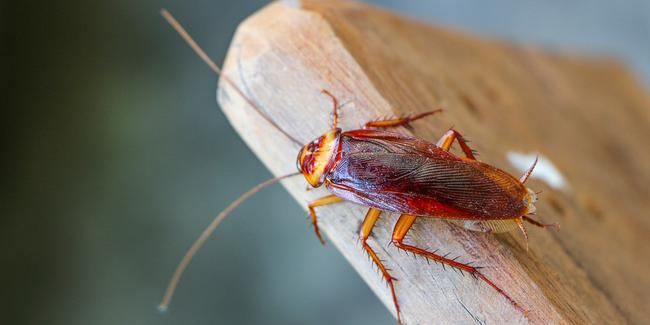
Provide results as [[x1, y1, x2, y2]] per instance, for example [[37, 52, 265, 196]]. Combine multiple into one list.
[[217, 1, 650, 323]]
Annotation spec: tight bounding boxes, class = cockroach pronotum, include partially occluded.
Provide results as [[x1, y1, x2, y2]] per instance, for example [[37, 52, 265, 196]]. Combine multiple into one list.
[[159, 10, 559, 324]]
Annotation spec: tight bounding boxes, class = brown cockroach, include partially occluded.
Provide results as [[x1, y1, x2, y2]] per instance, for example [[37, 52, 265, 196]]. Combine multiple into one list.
[[159, 10, 558, 324]]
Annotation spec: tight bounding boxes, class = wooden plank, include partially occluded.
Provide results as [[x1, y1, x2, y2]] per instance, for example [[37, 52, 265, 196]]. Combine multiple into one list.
[[217, 1, 650, 323]]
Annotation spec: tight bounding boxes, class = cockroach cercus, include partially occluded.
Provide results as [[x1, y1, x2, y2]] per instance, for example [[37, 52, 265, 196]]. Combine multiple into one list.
[[159, 9, 559, 324]]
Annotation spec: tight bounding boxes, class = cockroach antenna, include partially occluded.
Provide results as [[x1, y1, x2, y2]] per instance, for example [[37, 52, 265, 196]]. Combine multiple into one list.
[[160, 9, 303, 146], [158, 172, 300, 312], [159, 9, 304, 312]]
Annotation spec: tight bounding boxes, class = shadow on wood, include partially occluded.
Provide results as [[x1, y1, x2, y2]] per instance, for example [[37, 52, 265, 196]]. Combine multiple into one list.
[[217, 1, 650, 323]]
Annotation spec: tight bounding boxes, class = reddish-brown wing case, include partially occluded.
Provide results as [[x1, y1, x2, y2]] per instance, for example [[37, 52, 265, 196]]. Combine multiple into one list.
[[326, 130, 528, 220]]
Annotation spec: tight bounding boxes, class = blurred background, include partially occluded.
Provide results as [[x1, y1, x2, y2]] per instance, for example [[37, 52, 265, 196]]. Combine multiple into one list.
[[3, 0, 649, 324]]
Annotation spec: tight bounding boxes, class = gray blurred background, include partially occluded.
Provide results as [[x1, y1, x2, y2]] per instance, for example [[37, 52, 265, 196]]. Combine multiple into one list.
[[3, 1, 649, 324]]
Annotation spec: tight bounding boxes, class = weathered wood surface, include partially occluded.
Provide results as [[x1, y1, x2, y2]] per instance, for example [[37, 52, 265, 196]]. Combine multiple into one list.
[[217, 1, 650, 324]]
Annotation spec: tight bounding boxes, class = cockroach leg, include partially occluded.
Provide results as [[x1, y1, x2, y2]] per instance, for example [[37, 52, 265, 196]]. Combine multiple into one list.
[[391, 214, 526, 314], [359, 208, 402, 324], [522, 216, 560, 230], [363, 109, 443, 129], [436, 129, 478, 160], [307, 194, 344, 244]]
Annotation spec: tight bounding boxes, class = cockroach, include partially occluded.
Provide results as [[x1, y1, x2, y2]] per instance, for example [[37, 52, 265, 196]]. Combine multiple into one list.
[[159, 9, 559, 324]]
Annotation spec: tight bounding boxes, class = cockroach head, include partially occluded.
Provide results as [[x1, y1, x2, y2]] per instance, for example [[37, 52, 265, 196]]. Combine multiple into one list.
[[296, 128, 342, 187]]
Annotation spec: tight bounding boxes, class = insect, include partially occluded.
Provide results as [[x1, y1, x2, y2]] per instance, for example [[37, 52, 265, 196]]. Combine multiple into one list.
[[159, 9, 559, 324]]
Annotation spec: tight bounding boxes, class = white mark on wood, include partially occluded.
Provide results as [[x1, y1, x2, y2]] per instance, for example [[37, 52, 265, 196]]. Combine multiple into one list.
[[280, 0, 302, 9]]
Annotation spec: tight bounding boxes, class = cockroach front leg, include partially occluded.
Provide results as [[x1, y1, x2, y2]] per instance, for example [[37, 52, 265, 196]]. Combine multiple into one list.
[[391, 214, 526, 314], [307, 194, 343, 245], [436, 128, 478, 160], [363, 109, 443, 129], [359, 208, 402, 324]]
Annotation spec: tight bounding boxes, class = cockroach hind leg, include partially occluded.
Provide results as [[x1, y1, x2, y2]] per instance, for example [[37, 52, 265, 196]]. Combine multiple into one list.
[[523, 215, 560, 231], [392, 214, 527, 316]]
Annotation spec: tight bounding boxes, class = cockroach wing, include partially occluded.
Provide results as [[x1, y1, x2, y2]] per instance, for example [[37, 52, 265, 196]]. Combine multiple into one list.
[[327, 147, 528, 219]]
